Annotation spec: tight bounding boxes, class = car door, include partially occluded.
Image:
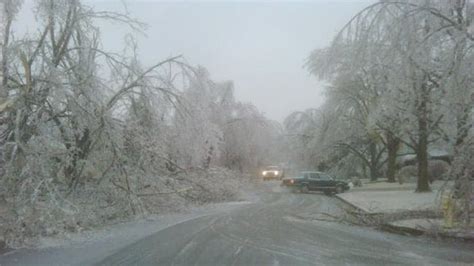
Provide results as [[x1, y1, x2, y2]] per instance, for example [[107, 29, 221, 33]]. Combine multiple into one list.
[[319, 174, 334, 190], [301, 172, 311, 186], [308, 172, 322, 191]]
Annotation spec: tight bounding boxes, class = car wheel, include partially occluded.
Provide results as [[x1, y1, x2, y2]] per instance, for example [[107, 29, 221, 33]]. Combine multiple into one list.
[[300, 185, 309, 193], [335, 185, 343, 194]]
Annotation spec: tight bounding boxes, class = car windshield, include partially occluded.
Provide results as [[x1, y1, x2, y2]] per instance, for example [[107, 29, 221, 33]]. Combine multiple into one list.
[[1, 1, 472, 265]]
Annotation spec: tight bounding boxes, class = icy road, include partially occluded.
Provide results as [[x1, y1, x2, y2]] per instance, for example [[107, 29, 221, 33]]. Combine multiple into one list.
[[97, 181, 474, 266], [2, 181, 474, 266]]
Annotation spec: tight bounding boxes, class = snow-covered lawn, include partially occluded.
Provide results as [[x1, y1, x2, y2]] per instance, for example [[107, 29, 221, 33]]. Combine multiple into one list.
[[338, 181, 448, 214], [351, 181, 415, 191], [351, 179, 450, 192], [390, 218, 474, 240], [338, 190, 437, 213]]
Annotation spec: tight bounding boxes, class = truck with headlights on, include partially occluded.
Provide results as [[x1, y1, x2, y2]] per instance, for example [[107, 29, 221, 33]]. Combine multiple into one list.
[[261, 165, 284, 180]]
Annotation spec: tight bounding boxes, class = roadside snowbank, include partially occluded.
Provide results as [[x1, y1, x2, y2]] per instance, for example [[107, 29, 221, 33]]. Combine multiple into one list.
[[0, 167, 255, 249]]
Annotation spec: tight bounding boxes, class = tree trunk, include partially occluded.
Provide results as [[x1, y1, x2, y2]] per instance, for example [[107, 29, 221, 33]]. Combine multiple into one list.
[[66, 128, 92, 189], [369, 141, 378, 181], [449, 0, 472, 226], [386, 132, 400, 183], [416, 140, 430, 192], [415, 82, 431, 192], [1, 11, 12, 98], [452, 97, 472, 224]]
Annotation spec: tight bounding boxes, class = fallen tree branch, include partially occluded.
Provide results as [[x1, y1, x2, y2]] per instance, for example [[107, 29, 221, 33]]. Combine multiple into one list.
[[136, 187, 192, 197]]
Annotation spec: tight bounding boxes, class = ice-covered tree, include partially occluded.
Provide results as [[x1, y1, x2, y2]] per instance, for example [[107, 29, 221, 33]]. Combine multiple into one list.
[[306, 0, 473, 193]]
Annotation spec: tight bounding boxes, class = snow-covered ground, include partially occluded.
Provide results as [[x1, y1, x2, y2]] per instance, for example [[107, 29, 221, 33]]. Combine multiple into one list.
[[337, 181, 448, 214], [339, 190, 437, 213], [0, 201, 252, 266], [390, 218, 474, 240], [351, 181, 416, 191]]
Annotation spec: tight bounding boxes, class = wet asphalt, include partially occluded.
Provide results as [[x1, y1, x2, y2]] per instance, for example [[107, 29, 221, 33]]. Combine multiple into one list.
[[96, 182, 474, 266]]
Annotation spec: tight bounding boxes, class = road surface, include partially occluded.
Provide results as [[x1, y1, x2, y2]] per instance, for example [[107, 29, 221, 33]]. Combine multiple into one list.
[[1, 181, 474, 265], [97, 182, 474, 265]]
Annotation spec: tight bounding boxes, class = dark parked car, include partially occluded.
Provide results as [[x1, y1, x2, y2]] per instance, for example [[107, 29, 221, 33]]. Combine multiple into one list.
[[281, 171, 350, 195]]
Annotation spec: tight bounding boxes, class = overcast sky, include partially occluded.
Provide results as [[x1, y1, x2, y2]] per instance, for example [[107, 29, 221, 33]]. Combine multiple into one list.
[[18, 0, 372, 122]]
